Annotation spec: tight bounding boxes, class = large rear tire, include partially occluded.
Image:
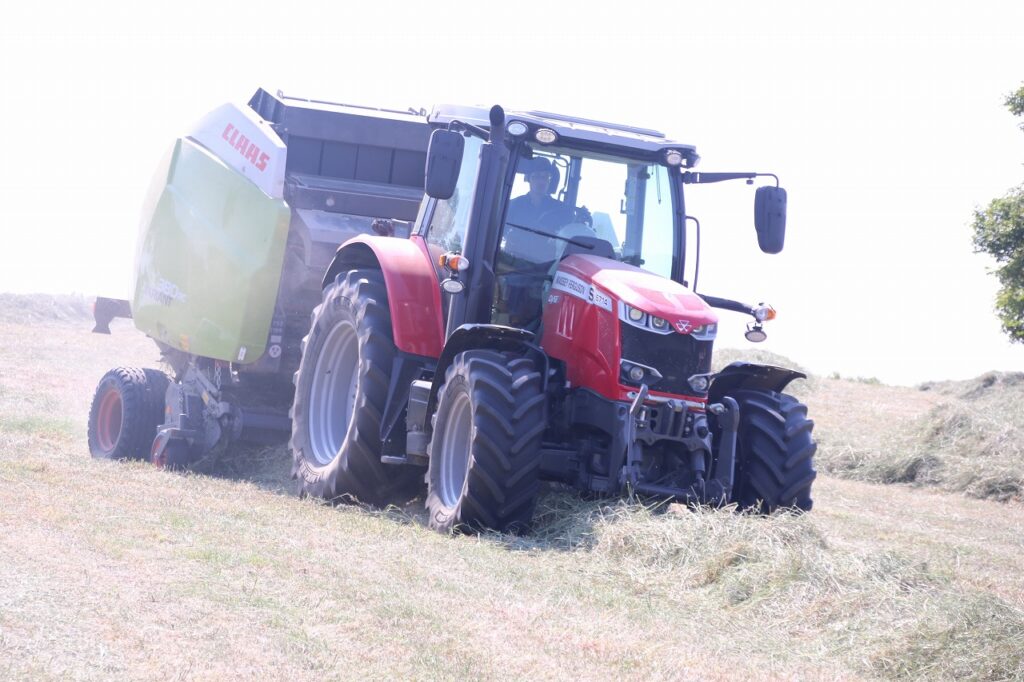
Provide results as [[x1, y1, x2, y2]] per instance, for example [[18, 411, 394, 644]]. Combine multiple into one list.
[[730, 389, 816, 513], [290, 270, 422, 506], [88, 367, 169, 460], [425, 351, 546, 533]]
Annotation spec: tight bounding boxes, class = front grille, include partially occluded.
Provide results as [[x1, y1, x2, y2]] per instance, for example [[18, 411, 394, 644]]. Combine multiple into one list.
[[619, 322, 712, 396]]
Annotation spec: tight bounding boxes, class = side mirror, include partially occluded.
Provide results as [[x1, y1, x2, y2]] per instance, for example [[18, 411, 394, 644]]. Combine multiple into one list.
[[754, 186, 787, 254], [425, 130, 464, 199]]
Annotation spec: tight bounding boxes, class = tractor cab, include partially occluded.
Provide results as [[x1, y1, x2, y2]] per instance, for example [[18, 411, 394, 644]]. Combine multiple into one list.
[[420, 106, 704, 335]]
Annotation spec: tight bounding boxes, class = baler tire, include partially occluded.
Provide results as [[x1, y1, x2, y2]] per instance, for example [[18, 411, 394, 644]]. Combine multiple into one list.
[[290, 269, 422, 507], [425, 350, 546, 533], [730, 389, 816, 513], [88, 367, 169, 460]]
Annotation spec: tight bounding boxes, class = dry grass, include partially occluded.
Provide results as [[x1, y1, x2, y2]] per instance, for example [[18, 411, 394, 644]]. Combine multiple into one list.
[[717, 342, 1024, 503], [812, 371, 1024, 502], [2, 294, 1024, 680]]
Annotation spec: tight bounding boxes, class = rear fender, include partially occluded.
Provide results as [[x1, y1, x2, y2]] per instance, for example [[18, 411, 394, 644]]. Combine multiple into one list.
[[708, 362, 806, 403], [323, 235, 445, 358]]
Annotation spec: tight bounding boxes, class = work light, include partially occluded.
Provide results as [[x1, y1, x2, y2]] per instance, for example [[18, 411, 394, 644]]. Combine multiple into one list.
[[534, 128, 558, 144]]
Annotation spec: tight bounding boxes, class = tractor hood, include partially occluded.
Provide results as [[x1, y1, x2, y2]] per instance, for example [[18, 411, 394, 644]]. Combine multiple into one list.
[[557, 255, 717, 329]]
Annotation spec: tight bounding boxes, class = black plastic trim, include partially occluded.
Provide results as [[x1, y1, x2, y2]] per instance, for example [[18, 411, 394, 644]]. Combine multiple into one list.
[[708, 362, 806, 403]]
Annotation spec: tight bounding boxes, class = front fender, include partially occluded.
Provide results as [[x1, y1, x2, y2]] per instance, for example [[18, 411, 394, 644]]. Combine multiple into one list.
[[425, 324, 543, 422], [323, 235, 445, 358], [708, 362, 806, 403]]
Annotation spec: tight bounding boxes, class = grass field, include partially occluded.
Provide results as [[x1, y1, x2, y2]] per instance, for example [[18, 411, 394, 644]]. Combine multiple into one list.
[[1, 296, 1022, 680]]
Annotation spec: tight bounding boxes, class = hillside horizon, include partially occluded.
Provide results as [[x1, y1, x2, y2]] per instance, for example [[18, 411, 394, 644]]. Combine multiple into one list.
[[3, 291, 1019, 388]]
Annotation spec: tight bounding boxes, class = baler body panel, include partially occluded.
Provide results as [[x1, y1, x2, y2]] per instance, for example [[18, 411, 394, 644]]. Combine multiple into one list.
[[132, 137, 290, 363], [129, 89, 430, 367]]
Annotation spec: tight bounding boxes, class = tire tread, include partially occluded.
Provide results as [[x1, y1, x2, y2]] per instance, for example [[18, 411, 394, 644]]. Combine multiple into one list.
[[88, 367, 169, 460], [290, 270, 422, 507], [426, 350, 545, 533], [731, 389, 816, 513]]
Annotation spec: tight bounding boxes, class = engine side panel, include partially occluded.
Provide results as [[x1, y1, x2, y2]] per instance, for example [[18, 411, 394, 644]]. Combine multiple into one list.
[[541, 269, 622, 399]]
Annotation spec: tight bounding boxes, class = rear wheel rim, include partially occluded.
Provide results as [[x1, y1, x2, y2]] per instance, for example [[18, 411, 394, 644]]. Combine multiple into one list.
[[439, 391, 472, 508], [308, 321, 360, 466], [96, 387, 123, 453]]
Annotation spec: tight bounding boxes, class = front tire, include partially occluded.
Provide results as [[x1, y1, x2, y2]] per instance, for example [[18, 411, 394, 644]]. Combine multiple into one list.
[[290, 270, 422, 506], [425, 351, 546, 533], [88, 367, 169, 460], [730, 389, 817, 513]]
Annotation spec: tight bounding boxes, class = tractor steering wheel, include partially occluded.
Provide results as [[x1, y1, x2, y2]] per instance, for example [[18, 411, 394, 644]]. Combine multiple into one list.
[[547, 222, 599, 278], [537, 204, 593, 231]]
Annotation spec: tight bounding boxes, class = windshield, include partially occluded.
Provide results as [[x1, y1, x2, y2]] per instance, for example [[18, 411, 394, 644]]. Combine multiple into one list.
[[493, 144, 678, 327]]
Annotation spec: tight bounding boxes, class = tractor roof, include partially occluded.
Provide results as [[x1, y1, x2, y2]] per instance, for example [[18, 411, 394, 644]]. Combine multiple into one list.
[[428, 104, 699, 165]]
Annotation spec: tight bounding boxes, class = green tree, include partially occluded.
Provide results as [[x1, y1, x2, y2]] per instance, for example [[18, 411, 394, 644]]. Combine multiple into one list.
[[972, 84, 1024, 342]]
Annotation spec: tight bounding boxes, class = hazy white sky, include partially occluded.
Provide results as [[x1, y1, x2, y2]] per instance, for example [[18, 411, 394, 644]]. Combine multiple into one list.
[[2, 1, 1022, 385]]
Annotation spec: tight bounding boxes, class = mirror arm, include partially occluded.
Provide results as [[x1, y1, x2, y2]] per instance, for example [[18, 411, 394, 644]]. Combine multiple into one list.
[[698, 294, 757, 318], [682, 171, 779, 187]]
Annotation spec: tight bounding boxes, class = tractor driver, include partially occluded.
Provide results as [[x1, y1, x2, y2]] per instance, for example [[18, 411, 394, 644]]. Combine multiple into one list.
[[506, 158, 566, 230], [503, 157, 591, 264], [497, 158, 590, 329]]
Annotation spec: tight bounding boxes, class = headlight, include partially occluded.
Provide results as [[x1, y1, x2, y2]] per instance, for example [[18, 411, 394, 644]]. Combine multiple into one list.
[[620, 360, 663, 386], [690, 323, 718, 340], [619, 302, 673, 334], [688, 374, 710, 393]]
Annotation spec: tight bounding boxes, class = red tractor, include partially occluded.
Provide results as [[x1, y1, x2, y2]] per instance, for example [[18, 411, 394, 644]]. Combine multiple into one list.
[[290, 104, 816, 532]]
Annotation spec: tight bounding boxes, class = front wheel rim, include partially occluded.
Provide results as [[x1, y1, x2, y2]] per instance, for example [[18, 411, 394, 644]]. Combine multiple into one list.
[[439, 391, 472, 508]]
